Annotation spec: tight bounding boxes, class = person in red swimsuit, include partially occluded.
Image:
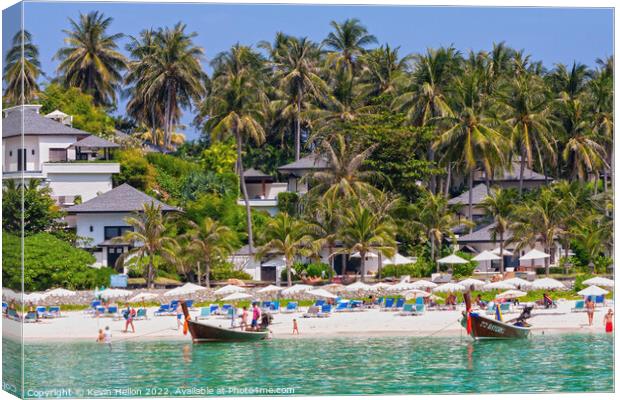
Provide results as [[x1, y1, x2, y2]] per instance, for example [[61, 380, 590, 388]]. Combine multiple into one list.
[[603, 309, 613, 333]]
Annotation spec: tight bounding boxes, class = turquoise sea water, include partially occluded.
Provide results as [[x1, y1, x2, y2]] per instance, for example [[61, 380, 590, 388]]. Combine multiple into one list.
[[2, 334, 614, 397]]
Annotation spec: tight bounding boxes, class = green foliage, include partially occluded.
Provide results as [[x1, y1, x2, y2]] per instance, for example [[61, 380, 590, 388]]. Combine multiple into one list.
[[381, 258, 434, 279], [451, 252, 477, 278], [573, 273, 594, 292], [210, 261, 252, 281], [39, 83, 115, 136], [277, 192, 299, 215], [201, 140, 237, 173], [279, 262, 333, 281], [146, 152, 200, 177], [2, 232, 110, 291], [181, 171, 239, 201], [2, 180, 64, 234], [113, 149, 156, 191]]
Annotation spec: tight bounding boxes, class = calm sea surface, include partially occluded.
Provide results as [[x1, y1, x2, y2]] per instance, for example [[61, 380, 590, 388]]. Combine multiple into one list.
[[3, 334, 613, 397]]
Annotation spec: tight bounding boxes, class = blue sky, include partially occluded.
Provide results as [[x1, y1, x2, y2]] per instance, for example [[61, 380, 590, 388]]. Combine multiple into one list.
[[3, 2, 614, 140]]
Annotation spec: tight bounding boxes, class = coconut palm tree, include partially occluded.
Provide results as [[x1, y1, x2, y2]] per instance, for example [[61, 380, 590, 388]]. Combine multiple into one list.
[[478, 187, 517, 272], [303, 196, 341, 273], [256, 213, 316, 286], [197, 44, 267, 255], [114, 202, 177, 288], [55, 11, 127, 106], [185, 217, 235, 288], [272, 36, 327, 160], [358, 44, 408, 99], [322, 18, 377, 73], [125, 23, 206, 147], [547, 62, 591, 100], [338, 202, 396, 282], [3, 30, 42, 105]]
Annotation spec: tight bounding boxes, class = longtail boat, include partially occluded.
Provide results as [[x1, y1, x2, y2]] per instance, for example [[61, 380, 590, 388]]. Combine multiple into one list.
[[180, 301, 270, 343], [461, 293, 532, 340]]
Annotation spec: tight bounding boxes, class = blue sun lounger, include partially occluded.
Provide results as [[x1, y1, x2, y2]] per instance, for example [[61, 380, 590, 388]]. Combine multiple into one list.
[[321, 304, 332, 315], [208, 304, 220, 315], [572, 300, 585, 312], [282, 302, 298, 313], [414, 304, 426, 315], [270, 301, 280, 313], [334, 301, 349, 312], [47, 306, 61, 318], [24, 311, 38, 323], [314, 299, 326, 307], [36, 306, 47, 319], [381, 298, 395, 311], [399, 303, 415, 316], [394, 298, 405, 309], [197, 307, 211, 320], [135, 308, 148, 320], [2, 302, 8, 314], [154, 304, 171, 316], [221, 304, 232, 315]]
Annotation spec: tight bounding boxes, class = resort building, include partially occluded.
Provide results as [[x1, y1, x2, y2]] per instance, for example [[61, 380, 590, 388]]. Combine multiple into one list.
[[448, 183, 494, 223], [2, 105, 120, 207], [237, 168, 288, 216], [66, 183, 179, 269], [277, 153, 329, 194], [473, 160, 550, 189]]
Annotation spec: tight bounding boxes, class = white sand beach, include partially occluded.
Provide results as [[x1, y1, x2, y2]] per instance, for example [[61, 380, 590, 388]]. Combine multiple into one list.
[[5, 300, 613, 342]]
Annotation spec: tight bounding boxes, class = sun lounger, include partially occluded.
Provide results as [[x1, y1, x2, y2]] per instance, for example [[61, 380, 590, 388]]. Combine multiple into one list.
[[6, 308, 20, 321], [135, 308, 148, 320], [36, 306, 47, 319], [282, 302, 298, 313], [499, 303, 512, 314], [261, 301, 272, 311], [594, 295, 605, 307], [303, 306, 322, 318], [381, 298, 395, 311], [413, 304, 426, 315], [154, 304, 171, 316], [571, 300, 585, 312], [221, 304, 232, 315], [374, 297, 384, 306], [270, 301, 280, 313], [2, 302, 8, 314], [197, 307, 211, 320], [485, 303, 496, 315], [394, 298, 405, 309], [46, 306, 61, 318], [106, 306, 120, 319], [321, 304, 332, 315], [399, 303, 415, 316], [185, 300, 194, 309], [334, 301, 349, 312], [95, 306, 106, 316], [24, 311, 38, 323], [314, 299, 326, 307], [208, 304, 220, 315]]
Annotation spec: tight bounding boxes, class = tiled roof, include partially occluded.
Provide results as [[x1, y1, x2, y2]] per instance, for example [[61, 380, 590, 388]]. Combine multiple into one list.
[[2, 105, 89, 138], [476, 161, 548, 182], [448, 184, 493, 206], [69, 135, 119, 148], [456, 223, 513, 243], [66, 184, 179, 213], [243, 168, 272, 179], [277, 154, 329, 173]]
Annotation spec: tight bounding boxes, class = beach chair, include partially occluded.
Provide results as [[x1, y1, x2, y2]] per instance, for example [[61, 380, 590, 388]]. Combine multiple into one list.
[[35, 306, 47, 319], [24, 311, 38, 323], [374, 297, 384, 306], [571, 300, 585, 312], [348, 300, 364, 311], [47, 306, 61, 318], [84, 300, 100, 315], [2, 302, 8, 314], [303, 306, 321, 318], [413, 304, 426, 315], [154, 304, 171, 316], [6, 308, 20, 321], [135, 308, 148, 320], [221, 304, 232, 315], [399, 303, 415, 316], [270, 301, 280, 313], [499, 303, 512, 314], [208, 304, 220, 315], [185, 300, 194, 309], [314, 299, 326, 307], [282, 302, 298, 314], [394, 298, 405, 309], [197, 307, 211, 320], [321, 304, 332, 316], [595, 295, 605, 307], [261, 301, 272, 311], [95, 306, 106, 316], [485, 303, 496, 315], [334, 301, 349, 312], [381, 298, 395, 311], [415, 297, 425, 306], [106, 306, 119, 319]]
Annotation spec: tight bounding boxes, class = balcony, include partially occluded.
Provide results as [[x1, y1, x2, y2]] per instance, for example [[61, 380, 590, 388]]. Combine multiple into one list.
[[42, 162, 120, 174]]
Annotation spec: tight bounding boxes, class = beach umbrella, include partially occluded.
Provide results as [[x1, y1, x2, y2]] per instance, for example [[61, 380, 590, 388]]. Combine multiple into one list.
[[531, 278, 565, 291], [214, 284, 246, 296], [322, 283, 345, 293], [578, 285, 609, 297], [23, 293, 47, 304], [491, 247, 513, 256], [410, 280, 438, 290], [164, 283, 207, 297], [496, 290, 528, 300], [371, 282, 392, 291], [306, 288, 338, 299], [99, 288, 132, 299], [519, 249, 551, 261], [458, 278, 486, 290], [403, 289, 431, 299], [432, 283, 466, 293], [502, 277, 531, 288], [281, 284, 312, 297], [350, 251, 378, 258], [221, 292, 253, 302], [2, 288, 20, 301], [383, 253, 416, 265], [582, 277, 614, 288], [482, 281, 516, 291], [257, 285, 284, 294], [43, 288, 76, 298], [472, 251, 501, 262], [437, 254, 469, 264], [128, 292, 159, 303], [388, 281, 418, 292], [345, 281, 374, 292]]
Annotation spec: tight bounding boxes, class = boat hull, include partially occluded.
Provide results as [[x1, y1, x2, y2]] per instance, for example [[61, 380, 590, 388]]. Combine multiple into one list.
[[463, 312, 531, 340], [187, 320, 269, 342]]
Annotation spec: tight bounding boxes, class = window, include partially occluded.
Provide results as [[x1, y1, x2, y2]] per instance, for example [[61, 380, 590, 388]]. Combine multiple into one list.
[[104, 226, 133, 240], [49, 148, 68, 162], [17, 148, 26, 171]]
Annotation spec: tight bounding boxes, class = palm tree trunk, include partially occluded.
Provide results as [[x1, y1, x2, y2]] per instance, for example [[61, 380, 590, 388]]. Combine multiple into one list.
[[164, 87, 172, 148], [360, 251, 366, 282], [196, 261, 201, 286], [428, 145, 436, 194], [295, 94, 302, 161], [519, 146, 526, 195], [431, 239, 438, 272], [147, 254, 154, 289], [205, 260, 211, 289], [544, 246, 550, 276], [485, 171, 491, 195], [328, 244, 335, 275], [499, 231, 504, 273], [236, 129, 254, 254], [377, 252, 383, 280], [286, 260, 293, 287], [603, 168, 608, 192], [444, 162, 452, 198], [468, 169, 474, 233]]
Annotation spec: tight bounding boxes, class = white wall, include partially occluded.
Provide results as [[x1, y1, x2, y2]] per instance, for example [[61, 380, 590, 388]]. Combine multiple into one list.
[[75, 212, 131, 246], [37, 135, 78, 164], [47, 173, 113, 202], [3, 136, 39, 171]]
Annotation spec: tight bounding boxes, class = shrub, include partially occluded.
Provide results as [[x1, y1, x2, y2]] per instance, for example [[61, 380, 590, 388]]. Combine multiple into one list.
[[574, 273, 594, 292], [380, 263, 418, 278], [277, 192, 299, 216], [452, 252, 477, 278], [114, 149, 156, 191], [211, 261, 252, 281]]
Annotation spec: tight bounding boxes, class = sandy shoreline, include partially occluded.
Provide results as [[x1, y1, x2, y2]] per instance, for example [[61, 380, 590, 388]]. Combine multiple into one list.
[[4, 300, 613, 343]]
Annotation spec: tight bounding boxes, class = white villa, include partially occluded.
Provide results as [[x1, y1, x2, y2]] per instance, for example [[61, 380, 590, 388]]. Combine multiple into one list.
[[66, 183, 179, 268], [236, 168, 287, 216], [2, 105, 120, 207]]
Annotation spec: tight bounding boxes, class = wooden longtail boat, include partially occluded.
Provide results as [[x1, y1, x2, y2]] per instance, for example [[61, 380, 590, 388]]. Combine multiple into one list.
[[461, 293, 532, 340], [180, 301, 270, 343]]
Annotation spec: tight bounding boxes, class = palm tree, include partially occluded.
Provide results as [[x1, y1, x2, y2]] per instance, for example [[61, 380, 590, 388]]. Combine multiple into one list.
[[358, 44, 408, 98], [547, 62, 591, 100], [114, 202, 177, 288], [185, 217, 235, 288], [572, 212, 612, 273], [338, 202, 396, 282], [273, 36, 327, 160], [478, 187, 516, 272], [322, 18, 377, 73], [256, 213, 315, 286], [3, 30, 42, 104], [125, 23, 206, 146], [55, 11, 127, 106], [197, 44, 266, 255], [303, 196, 340, 273], [497, 73, 556, 193]]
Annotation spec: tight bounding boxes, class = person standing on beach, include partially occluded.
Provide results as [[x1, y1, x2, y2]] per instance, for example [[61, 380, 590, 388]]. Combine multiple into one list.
[[123, 304, 136, 333], [292, 318, 299, 335], [176, 303, 184, 330], [240, 306, 248, 331], [603, 309, 613, 333], [585, 297, 595, 326], [96, 329, 105, 343], [104, 326, 112, 349], [251, 303, 261, 331]]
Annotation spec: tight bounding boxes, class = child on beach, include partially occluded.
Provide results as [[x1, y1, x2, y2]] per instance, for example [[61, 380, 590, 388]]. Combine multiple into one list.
[[603, 309, 613, 333], [292, 318, 299, 335], [104, 326, 112, 348], [240, 306, 248, 330], [96, 329, 105, 343]]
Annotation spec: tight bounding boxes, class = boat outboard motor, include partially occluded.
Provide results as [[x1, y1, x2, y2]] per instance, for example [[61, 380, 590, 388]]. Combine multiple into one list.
[[514, 306, 533, 327]]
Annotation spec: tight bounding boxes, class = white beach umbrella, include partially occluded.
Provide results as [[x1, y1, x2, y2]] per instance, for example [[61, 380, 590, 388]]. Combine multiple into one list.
[[577, 285, 609, 297], [389, 281, 418, 292], [492, 247, 513, 256], [371, 282, 392, 291], [496, 290, 528, 300], [502, 277, 532, 288], [345, 281, 373, 292], [350, 251, 378, 258], [128, 292, 159, 303], [403, 289, 431, 299], [214, 284, 246, 296], [281, 284, 312, 297], [322, 283, 345, 293], [482, 281, 516, 291], [307, 288, 338, 299], [519, 249, 551, 261], [531, 278, 565, 291], [2, 288, 20, 301], [257, 284, 284, 294], [164, 283, 207, 297], [383, 253, 416, 265], [43, 288, 76, 298], [261, 256, 286, 268], [472, 251, 501, 262], [582, 277, 614, 288], [432, 283, 466, 293], [23, 293, 47, 303], [410, 280, 438, 290], [437, 254, 469, 264], [221, 292, 253, 302], [458, 278, 486, 289], [99, 288, 132, 299]]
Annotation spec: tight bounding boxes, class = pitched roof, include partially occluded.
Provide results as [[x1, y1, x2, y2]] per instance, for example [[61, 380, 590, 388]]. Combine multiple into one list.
[[66, 184, 179, 213], [476, 161, 548, 182], [243, 168, 272, 179], [456, 223, 513, 243], [277, 154, 329, 173], [2, 105, 89, 138], [448, 184, 493, 206], [69, 135, 119, 148]]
